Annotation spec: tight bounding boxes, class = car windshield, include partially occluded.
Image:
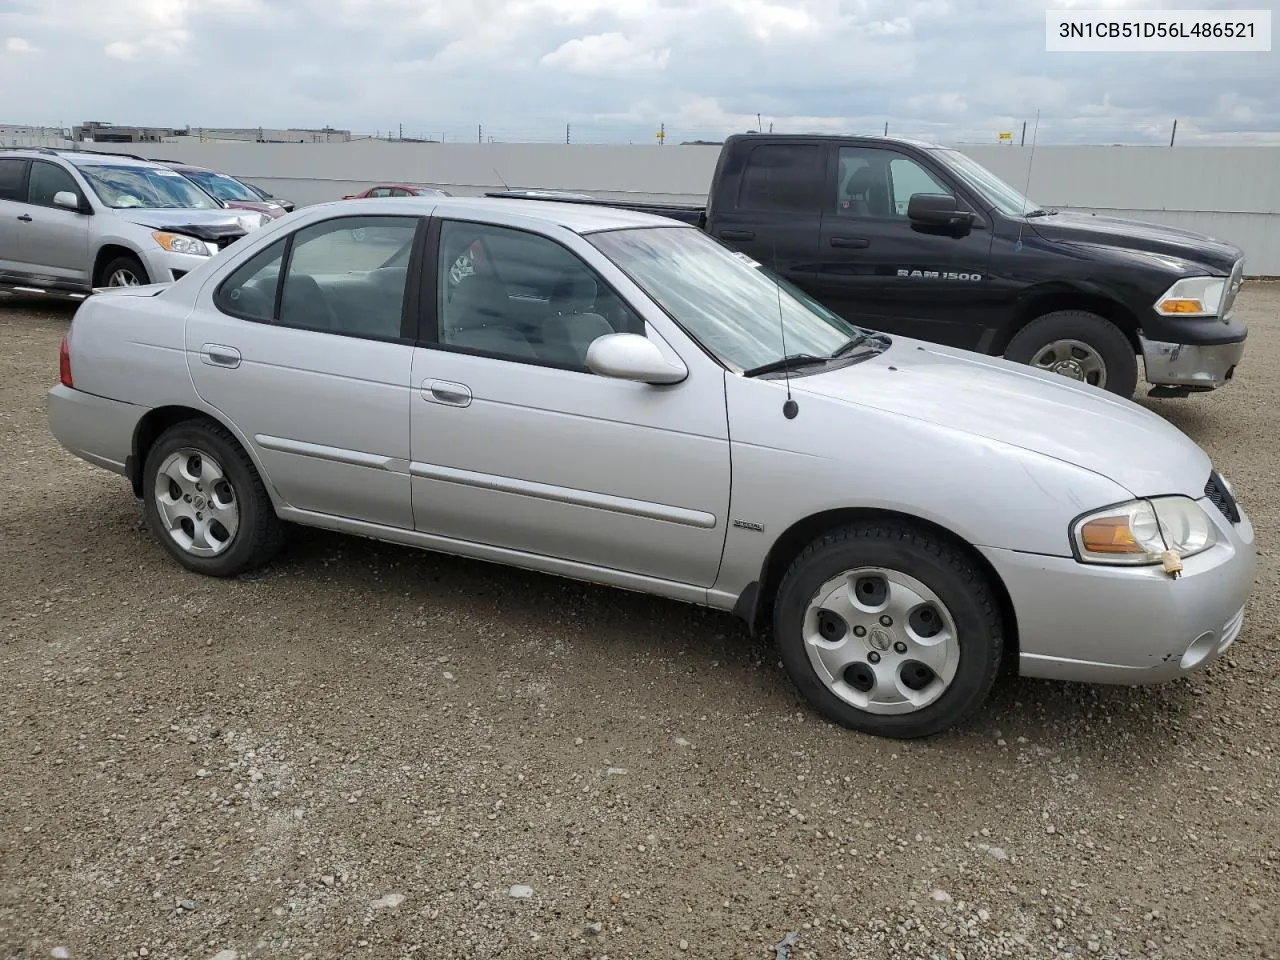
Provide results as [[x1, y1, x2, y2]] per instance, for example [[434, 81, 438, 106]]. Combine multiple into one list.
[[588, 225, 871, 372], [183, 169, 260, 203], [932, 148, 1045, 217], [76, 164, 222, 210]]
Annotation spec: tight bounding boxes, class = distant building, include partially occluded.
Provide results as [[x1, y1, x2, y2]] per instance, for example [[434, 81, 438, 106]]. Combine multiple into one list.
[[71, 121, 353, 144], [0, 124, 72, 147], [74, 120, 184, 142]]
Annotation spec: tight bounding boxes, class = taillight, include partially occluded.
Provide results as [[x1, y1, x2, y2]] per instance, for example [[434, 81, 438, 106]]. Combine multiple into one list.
[[59, 335, 73, 388]]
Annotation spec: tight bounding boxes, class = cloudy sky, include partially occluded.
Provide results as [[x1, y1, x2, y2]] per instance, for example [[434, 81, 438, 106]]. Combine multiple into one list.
[[0, 0, 1275, 145]]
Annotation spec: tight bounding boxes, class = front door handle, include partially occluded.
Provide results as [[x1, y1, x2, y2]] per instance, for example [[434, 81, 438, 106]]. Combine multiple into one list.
[[718, 229, 755, 241], [17, 214, 32, 222], [201, 344, 241, 368], [830, 236, 870, 248], [423, 379, 472, 407]]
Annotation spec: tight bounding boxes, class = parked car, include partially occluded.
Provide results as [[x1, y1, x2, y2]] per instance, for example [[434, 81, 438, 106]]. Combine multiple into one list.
[[504, 134, 1248, 400], [0, 148, 271, 299], [47, 196, 1254, 739], [343, 183, 452, 199], [242, 182, 296, 213], [148, 159, 290, 220]]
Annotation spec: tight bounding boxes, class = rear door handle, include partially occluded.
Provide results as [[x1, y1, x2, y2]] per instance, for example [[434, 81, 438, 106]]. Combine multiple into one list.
[[718, 229, 755, 241], [201, 344, 241, 368], [422, 379, 472, 407], [830, 236, 870, 248], [17, 214, 32, 222]]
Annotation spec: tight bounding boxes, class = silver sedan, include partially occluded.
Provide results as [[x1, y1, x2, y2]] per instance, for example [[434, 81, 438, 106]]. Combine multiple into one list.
[[47, 196, 1256, 739]]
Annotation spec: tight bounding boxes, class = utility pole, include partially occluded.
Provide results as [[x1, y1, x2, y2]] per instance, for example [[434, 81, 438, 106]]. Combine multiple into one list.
[[478, 124, 482, 144], [757, 112, 762, 133], [1021, 120, 1027, 145], [566, 122, 570, 144], [884, 122, 888, 136], [1170, 119, 1177, 147]]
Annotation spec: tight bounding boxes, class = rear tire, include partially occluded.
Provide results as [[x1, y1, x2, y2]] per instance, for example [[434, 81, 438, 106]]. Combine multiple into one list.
[[99, 253, 150, 288], [1003, 309, 1137, 398], [142, 420, 285, 577], [772, 521, 1004, 739]]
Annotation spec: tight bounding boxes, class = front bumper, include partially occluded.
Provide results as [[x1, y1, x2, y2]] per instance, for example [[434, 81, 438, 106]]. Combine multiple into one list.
[[980, 497, 1255, 685], [140, 247, 222, 284], [1140, 335, 1245, 390]]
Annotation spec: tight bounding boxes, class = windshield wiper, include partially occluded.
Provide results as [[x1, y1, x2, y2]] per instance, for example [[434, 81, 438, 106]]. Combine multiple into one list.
[[829, 331, 889, 358], [742, 353, 829, 377], [1023, 207, 1058, 218]]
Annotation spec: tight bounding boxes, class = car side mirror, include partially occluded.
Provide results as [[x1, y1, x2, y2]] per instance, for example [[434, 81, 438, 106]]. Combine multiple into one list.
[[907, 193, 975, 232], [54, 191, 83, 212], [586, 333, 688, 385]]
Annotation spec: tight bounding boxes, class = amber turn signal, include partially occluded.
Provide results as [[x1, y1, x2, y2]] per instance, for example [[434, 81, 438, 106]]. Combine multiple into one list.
[[1078, 515, 1143, 554]]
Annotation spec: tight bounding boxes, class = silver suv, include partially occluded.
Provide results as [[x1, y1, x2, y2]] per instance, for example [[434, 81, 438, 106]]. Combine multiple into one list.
[[0, 148, 270, 300]]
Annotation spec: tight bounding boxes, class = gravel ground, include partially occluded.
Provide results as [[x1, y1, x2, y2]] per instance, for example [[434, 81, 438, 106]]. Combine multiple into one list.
[[2, 287, 1278, 960]]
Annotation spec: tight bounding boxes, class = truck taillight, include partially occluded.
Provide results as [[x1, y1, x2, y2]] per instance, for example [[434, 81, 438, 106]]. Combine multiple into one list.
[[59, 335, 73, 387]]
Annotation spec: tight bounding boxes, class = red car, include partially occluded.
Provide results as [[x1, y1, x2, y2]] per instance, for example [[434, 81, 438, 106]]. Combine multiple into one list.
[[149, 159, 290, 219], [343, 183, 452, 199]]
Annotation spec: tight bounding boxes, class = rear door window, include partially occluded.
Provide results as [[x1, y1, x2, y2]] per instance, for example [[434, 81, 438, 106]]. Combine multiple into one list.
[[735, 144, 824, 213], [0, 158, 28, 201]]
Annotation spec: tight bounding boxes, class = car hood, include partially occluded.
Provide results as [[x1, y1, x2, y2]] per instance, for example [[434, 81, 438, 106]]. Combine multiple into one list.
[[792, 339, 1212, 498], [1029, 211, 1242, 274], [114, 207, 268, 239], [224, 199, 287, 219]]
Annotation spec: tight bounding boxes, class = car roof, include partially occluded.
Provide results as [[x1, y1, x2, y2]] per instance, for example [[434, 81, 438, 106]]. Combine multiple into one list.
[[61, 152, 169, 168], [0, 147, 171, 168], [316, 195, 685, 233], [152, 160, 211, 172]]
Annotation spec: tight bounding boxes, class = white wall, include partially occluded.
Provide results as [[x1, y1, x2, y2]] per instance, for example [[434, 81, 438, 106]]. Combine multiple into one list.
[[80, 139, 1280, 274]]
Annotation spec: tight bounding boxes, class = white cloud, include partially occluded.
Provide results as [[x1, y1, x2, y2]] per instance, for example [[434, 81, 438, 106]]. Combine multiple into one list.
[[541, 33, 671, 74], [5, 37, 38, 54], [104, 41, 139, 60]]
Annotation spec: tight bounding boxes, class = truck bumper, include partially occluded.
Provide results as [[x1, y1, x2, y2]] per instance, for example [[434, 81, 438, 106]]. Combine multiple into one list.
[[1140, 334, 1245, 391]]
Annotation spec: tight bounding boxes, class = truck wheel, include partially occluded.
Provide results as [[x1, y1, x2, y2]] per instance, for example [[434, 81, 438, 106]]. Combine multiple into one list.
[[772, 520, 1004, 740], [1003, 310, 1137, 397], [100, 253, 150, 288], [142, 420, 285, 577]]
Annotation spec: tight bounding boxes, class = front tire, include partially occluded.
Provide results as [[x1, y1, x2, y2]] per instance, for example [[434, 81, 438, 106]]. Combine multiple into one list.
[[1003, 309, 1138, 398], [772, 521, 1004, 739], [99, 253, 150, 288], [142, 420, 285, 577]]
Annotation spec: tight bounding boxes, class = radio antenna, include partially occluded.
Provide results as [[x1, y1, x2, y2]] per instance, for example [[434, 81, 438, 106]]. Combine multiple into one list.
[[765, 164, 798, 419], [1015, 108, 1040, 250]]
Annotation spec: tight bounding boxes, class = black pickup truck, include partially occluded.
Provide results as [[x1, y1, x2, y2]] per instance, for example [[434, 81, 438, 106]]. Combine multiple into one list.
[[488, 133, 1248, 398]]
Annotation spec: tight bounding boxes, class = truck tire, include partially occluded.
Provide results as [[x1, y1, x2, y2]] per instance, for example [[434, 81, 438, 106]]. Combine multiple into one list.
[[772, 520, 1004, 739], [1003, 310, 1138, 398], [100, 253, 150, 288]]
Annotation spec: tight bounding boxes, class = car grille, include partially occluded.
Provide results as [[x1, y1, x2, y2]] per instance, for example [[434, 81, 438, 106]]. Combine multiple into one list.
[[213, 234, 241, 250], [1205, 470, 1240, 523]]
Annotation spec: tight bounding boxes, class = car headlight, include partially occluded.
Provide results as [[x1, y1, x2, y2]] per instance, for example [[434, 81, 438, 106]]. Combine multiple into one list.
[[152, 231, 215, 256], [1154, 276, 1226, 318], [1072, 496, 1216, 566]]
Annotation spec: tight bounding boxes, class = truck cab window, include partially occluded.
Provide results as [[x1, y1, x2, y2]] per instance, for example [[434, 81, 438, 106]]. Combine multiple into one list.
[[836, 148, 952, 218], [736, 144, 824, 213]]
